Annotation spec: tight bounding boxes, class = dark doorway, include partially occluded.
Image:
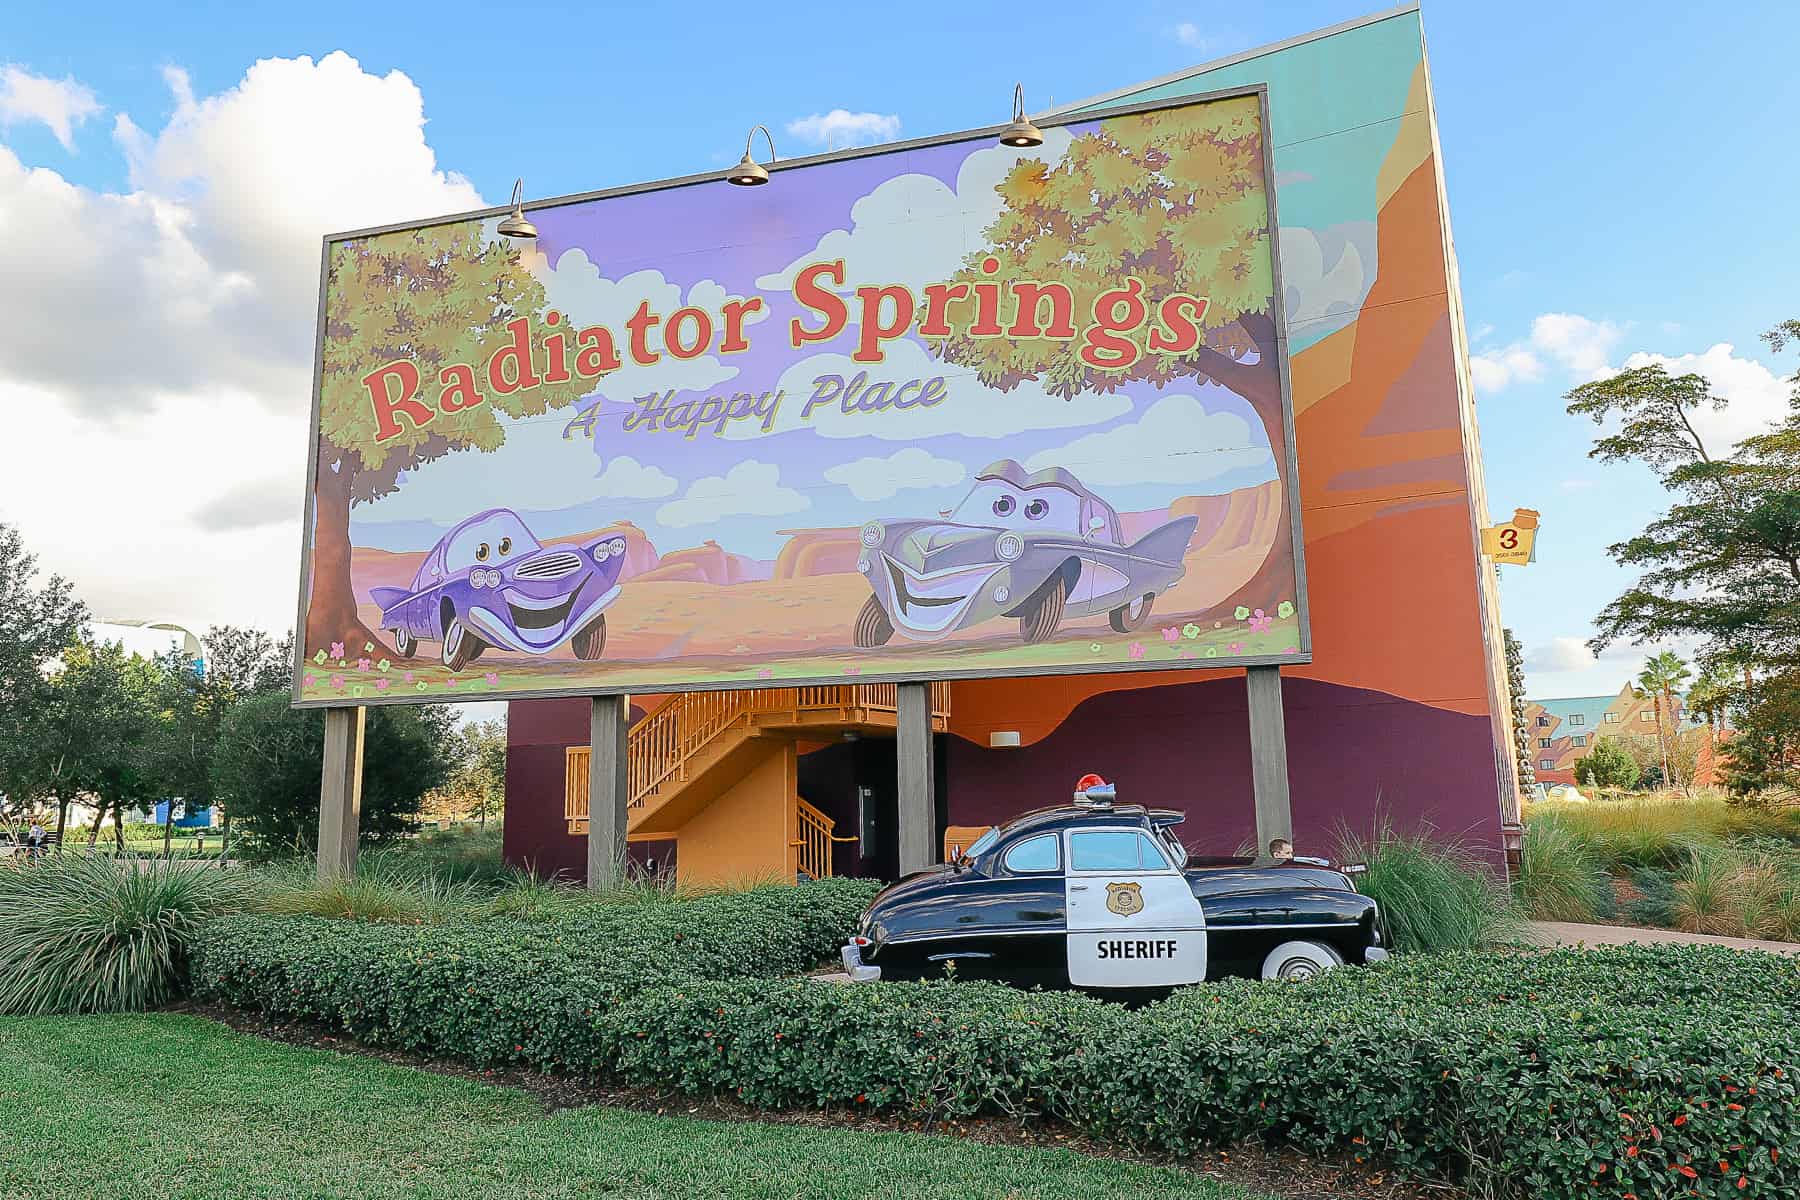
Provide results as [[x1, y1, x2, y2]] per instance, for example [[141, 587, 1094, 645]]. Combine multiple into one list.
[[798, 734, 946, 882]]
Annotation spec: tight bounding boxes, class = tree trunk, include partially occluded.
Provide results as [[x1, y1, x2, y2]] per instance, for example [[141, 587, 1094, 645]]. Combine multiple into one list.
[[219, 812, 232, 868], [1653, 696, 1670, 791], [307, 453, 385, 659], [53, 797, 69, 853], [86, 808, 100, 849], [162, 800, 176, 860], [112, 802, 126, 852]]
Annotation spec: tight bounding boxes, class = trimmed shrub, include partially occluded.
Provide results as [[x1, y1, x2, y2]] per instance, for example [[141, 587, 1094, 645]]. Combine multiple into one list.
[[0, 853, 252, 1014], [193, 904, 1800, 1200], [1337, 823, 1521, 951]]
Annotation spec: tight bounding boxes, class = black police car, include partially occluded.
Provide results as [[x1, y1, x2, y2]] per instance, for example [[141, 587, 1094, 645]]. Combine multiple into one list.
[[841, 777, 1390, 990]]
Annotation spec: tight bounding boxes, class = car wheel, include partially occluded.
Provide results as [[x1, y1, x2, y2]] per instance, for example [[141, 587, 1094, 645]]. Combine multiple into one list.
[[853, 596, 895, 648], [1261, 940, 1344, 982], [571, 614, 607, 660], [1016, 572, 1068, 644], [443, 617, 485, 672], [391, 628, 415, 658], [1108, 592, 1155, 633]]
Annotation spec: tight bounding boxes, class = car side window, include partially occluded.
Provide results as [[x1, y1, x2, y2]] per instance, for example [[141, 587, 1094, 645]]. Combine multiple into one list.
[[1002, 833, 1060, 874], [1069, 830, 1171, 872]]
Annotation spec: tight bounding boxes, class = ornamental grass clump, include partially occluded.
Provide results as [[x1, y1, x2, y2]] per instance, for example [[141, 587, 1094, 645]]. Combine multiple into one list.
[[1516, 808, 1612, 921], [0, 853, 252, 1015], [1336, 821, 1521, 951]]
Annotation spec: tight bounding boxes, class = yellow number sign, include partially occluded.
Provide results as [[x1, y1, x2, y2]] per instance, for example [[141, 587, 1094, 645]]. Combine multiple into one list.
[[1481, 508, 1540, 566]]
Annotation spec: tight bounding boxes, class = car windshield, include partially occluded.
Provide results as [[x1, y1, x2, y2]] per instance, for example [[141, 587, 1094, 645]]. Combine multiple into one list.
[[442, 512, 542, 574], [950, 479, 1082, 533], [961, 827, 1000, 862]]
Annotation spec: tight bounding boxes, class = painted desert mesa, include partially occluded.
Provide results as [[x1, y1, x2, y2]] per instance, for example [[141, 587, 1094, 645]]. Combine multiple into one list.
[[297, 90, 1307, 703]]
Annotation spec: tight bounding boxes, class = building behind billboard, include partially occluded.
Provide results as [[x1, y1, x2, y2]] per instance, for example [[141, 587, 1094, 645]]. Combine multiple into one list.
[[496, 3, 1522, 880]]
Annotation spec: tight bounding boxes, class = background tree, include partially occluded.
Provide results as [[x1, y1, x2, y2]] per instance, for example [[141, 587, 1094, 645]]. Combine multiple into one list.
[[0, 522, 88, 813], [1504, 628, 1536, 795], [29, 640, 164, 848], [210, 693, 456, 858], [927, 97, 1293, 610], [1635, 651, 1692, 792], [311, 224, 592, 657], [1575, 736, 1641, 791]]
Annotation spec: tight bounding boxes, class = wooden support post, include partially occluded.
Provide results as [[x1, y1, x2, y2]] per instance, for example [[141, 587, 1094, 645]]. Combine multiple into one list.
[[1246, 665, 1294, 854], [588, 694, 629, 890], [896, 681, 934, 876], [316, 706, 365, 879]]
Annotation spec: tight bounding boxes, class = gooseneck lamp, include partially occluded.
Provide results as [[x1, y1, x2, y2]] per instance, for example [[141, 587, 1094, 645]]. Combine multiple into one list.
[[496, 178, 538, 239], [726, 125, 777, 186], [998, 83, 1045, 148]]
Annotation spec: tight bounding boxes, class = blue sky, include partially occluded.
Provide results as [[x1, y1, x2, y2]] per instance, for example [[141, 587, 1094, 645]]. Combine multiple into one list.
[[1, 0, 1795, 701]]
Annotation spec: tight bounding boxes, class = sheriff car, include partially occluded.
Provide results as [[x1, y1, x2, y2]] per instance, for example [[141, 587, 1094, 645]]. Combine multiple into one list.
[[841, 777, 1390, 991]]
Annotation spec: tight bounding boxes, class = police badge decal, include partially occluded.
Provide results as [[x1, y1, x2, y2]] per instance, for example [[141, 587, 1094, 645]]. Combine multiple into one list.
[[1105, 881, 1144, 916]]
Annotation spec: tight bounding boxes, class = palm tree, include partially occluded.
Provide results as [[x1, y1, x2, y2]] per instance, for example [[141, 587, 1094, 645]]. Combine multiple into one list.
[[1686, 662, 1733, 787], [1637, 651, 1693, 792]]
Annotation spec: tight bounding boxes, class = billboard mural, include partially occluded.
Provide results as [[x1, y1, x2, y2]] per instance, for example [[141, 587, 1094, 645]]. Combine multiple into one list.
[[295, 88, 1306, 705]]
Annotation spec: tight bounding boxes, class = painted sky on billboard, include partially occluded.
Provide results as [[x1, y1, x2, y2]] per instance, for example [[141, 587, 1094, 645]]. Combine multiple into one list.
[[295, 89, 1306, 704]]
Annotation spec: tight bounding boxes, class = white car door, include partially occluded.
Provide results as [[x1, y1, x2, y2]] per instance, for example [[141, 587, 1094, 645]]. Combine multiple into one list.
[[1064, 827, 1207, 987]]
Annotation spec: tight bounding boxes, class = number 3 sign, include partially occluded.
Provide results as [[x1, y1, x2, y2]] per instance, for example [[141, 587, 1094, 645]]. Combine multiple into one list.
[[1480, 507, 1541, 566]]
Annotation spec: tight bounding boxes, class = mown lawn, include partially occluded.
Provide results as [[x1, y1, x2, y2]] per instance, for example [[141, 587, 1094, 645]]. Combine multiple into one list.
[[0, 1014, 1266, 1200]]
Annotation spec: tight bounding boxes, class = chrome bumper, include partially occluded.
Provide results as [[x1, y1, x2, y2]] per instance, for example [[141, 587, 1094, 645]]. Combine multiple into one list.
[[840, 941, 881, 983], [1365, 946, 1390, 964]]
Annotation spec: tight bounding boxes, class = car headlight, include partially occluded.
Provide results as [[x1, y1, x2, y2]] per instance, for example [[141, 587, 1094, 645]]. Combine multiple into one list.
[[859, 521, 884, 548], [471, 571, 486, 589], [608, 536, 627, 557], [857, 555, 871, 573], [995, 531, 1024, 562], [592, 543, 610, 563], [489, 569, 504, 588]]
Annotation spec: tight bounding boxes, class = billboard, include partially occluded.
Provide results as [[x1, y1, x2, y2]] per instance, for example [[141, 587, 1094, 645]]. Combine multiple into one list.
[[294, 86, 1307, 706]]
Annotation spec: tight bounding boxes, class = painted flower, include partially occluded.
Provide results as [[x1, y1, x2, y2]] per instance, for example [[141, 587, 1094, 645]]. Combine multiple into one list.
[[485, 671, 500, 686], [1205, 647, 1219, 658], [351, 687, 364, 698], [1089, 642, 1103, 653], [404, 671, 416, 683], [1178, 649, 1196, 659], [1229, 642, 1244, 653], [756, 667, 773, 679], [363, 641, 375, 653], [375, 678, 391, 692], [304, 673, 317, 688], [330, 674, 346, 690], [1232, 607, 1250, 622], [330, 642, 345, 660], [1182, 623, 1202, 639], [446, 676, 459, 687], [377, 659, 391, 673], [1277, 600, 1295, 619], [1248, 609, 1272, 633], [416, 682, 428, 691], [845, 665, 862, 675], [356, 657, 372, 673], [313, 649, 329, 666], [1161, 626, 1180, 643], [1128, 642, 1145, 660], [1285, 645, 1299, 654]]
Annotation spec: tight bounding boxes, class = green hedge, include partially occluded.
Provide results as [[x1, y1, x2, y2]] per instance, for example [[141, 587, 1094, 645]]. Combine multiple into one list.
[[192, 888, 1800, 1200]]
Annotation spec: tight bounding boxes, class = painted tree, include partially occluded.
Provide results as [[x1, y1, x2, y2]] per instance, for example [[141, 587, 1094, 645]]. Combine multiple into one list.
[[928, 97, 1291, 608], [310, 223, 591, 656]]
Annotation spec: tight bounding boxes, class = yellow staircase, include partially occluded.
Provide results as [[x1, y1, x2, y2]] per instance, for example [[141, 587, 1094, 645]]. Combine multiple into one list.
[[564, 684, 949, 882]]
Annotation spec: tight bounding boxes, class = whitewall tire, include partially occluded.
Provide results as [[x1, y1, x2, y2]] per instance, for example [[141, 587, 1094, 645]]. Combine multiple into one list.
[[1260, 940, 1344, 982]]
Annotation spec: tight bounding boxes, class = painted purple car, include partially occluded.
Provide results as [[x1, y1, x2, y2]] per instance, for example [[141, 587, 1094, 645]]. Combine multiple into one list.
[[370, 508, 625, 670]]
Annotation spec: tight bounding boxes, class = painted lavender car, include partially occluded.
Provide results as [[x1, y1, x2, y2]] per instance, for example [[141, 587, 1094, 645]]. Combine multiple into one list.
[[370, 508, 625, 670], [852, 460, 1199, 647]]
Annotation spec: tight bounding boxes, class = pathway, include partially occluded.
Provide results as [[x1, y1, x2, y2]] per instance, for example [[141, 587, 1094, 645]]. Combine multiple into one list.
[[1527, 920, 1799, 956]]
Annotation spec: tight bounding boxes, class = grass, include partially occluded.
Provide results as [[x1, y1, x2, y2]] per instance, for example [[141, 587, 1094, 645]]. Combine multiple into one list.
[[0, 855, 252, 1015], [1523, 794, 1800, 940], [1337, 822, 1522, 952], [0, 1013, 1268, 1200]]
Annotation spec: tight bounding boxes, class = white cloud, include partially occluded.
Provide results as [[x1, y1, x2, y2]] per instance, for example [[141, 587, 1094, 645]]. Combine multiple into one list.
[[1470, 312, 1620, 394], [0, 54, 488, 632], [1024, 391, 1273, 487], [1280, 222, 1375, 335], [0, 52, 481, 417], [1613, 342, 1791, 455], [1173, 22, 1218, 50], [524, 247, 747, 401], [655, 461, 808, 529], [593, 455, 678, 500], [748, 335, 1132, 441], [786, 110, 901, 149], [1525, 636, 1594, 674], [754, 128, 1075, 296], [823, 448, 966, 502], [0, 65, 102, 150]]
